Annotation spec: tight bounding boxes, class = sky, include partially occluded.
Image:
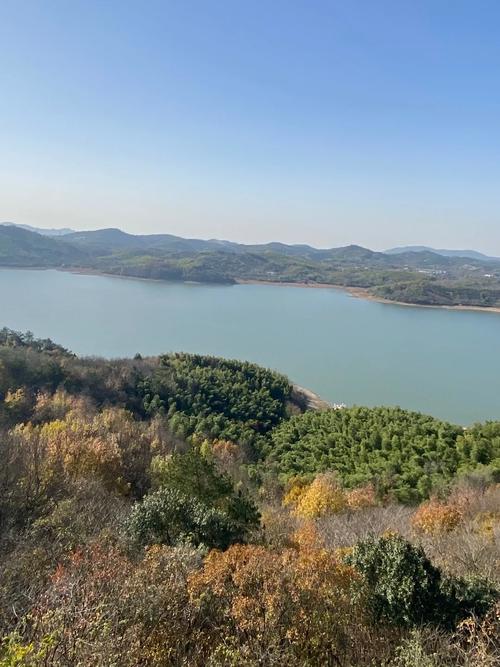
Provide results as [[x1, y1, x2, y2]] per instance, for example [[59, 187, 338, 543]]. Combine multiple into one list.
[[1, 1, 499, 252]]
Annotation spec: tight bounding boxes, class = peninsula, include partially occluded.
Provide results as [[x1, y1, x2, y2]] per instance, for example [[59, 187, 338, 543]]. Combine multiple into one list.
[[2, 223, 500, 310]]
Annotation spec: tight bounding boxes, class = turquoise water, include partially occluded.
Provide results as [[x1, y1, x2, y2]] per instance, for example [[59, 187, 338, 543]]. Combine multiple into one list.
[[1, 268, 500, 425]]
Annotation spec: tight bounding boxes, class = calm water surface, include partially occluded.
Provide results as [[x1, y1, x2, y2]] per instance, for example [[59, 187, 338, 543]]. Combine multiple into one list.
[[1, 268, 500, 425]]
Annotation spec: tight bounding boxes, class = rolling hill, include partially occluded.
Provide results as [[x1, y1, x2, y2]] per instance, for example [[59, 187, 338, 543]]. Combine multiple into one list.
[[2, 224, 500, 308], [385, 245, 498, 262], [1, 222, 75, 236], [0, 225, 86, 266]]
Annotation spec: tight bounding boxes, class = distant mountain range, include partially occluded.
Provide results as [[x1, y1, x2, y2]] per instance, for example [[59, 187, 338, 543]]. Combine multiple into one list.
[[1, 222, 75, 237], [1, 222, 500, 309], [3, 223, 497, 262], [1, 223, 386, 262], [385, 245, 499, 262]]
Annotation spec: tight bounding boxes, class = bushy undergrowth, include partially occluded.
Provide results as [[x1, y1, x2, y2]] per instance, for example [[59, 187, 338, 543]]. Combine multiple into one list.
[[1, 330, 499, 666]]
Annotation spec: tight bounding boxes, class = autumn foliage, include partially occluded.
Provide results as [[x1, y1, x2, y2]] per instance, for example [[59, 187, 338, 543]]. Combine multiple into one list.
[[412, 498, 464, 535], [284, 474, 376, 519], [1, 332, 499, 666], [187, 541, 381, 664]]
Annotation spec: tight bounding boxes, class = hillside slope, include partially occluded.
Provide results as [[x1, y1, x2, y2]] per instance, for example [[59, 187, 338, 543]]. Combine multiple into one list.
[[2, 225, 500, 307], [0, 225, 86, 266]]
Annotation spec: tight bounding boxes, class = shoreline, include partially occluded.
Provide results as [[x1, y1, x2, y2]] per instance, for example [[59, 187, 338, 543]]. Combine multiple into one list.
[[3, 266, 500, 314], [343, 286, 500, 314], [292, 384, 345, 412], [236, 278, 340, 289], [236, 279, 500, 314], [0, 265, 208, 287]]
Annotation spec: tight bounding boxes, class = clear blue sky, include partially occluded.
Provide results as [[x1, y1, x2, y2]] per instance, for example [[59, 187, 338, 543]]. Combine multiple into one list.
[[1, 1, 499, 252]]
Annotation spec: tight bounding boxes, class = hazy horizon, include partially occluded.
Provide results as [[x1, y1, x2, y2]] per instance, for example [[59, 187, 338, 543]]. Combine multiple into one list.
[[1, 1, 499, 253], [2, 219, 500, 256]]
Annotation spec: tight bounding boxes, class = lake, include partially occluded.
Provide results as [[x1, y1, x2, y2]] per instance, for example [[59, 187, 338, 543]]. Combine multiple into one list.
[[1, 268, 500, 425]]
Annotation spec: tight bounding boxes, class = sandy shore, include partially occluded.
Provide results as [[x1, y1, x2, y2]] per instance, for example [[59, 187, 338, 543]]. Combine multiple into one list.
[[237, 279, 500, 314], [291, 384, 332, 411], [236, 279, 342, 289], [343, 286, 500, 314]]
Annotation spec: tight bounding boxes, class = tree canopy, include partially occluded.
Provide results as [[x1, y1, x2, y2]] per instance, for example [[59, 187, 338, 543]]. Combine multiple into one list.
[[267, 406, 500, 502]]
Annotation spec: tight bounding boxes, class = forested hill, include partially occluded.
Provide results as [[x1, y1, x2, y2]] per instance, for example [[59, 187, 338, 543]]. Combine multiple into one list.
[[1, 328, 500, 664], [0, 225, 85, 266], [2, 223, 500, 307], [1, 327, 499, 501]]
